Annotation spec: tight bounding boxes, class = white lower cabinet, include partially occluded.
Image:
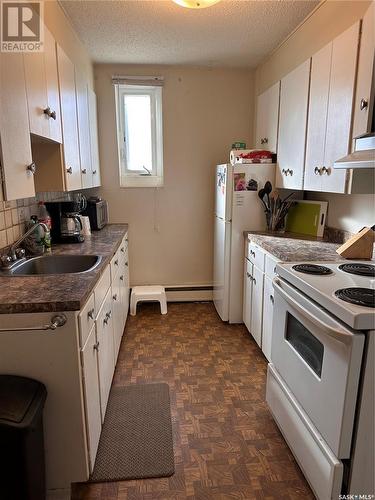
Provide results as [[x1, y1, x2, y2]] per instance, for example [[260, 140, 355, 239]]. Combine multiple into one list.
[[250, 265, 264, 348], [243, 241, 279, 358], [96, 288, 115, 420], [243, 258, 253, 332], [81, 325, 102, 472]]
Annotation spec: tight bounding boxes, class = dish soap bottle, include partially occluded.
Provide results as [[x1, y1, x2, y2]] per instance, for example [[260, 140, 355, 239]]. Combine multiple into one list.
[[37, 202, 52, 253]]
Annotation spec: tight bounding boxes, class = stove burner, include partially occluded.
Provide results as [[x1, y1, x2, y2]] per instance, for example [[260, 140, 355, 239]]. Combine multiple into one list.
[[338, 263, 375, 277], [335, 288, 375, 308], [292, 264, 333, 275]]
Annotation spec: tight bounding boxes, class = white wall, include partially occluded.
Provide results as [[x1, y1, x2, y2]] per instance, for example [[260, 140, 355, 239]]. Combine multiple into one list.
[[95, 64, 254, 286], [254, 0, 375, 234]]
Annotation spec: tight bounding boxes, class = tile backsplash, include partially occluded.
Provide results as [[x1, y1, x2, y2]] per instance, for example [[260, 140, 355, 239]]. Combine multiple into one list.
[[0, 192, 71, 250]]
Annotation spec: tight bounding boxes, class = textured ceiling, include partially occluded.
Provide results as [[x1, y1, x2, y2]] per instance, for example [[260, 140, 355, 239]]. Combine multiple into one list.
[[60, 0, 319, 68]]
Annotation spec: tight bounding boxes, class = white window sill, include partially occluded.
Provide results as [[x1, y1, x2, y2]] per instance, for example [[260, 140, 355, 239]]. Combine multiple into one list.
[[120, 175, 164, 188]]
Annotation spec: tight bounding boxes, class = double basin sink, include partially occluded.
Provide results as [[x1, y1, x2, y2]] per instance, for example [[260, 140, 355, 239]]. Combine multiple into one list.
[[1, 254, 102, 276]]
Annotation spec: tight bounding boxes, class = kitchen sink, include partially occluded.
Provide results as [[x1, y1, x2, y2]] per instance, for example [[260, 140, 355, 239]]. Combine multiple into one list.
[[3, 254, 102, 276]]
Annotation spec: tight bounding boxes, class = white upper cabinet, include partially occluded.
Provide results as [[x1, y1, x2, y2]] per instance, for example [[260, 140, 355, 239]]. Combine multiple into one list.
[[23, 27, 62, 143], [88, 89, 101, 187], [304, 43, 332, 191], [255, 81, 280, 153], [322, 22, 360, 194], [352, 2, 375, 140], [76, 70, 93, 189], [44, 28, 62, 143], [57, 44, 82, 191], [276, 59, 311, 190], [0, 53, 35, 200]]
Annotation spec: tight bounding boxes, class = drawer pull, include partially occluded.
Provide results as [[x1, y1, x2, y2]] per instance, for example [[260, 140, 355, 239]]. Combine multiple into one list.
[[26, 162, 37, 174], [81, 168, 87, 174], [66, 166, 73, 174], [113, 293, 118, 301], [125, 262, 129, 267], [93, 341, 99, 351], [360, 98, 368, 110], [250, 250, 255, 257], [253, 277, 256, 285], [120, 247, 125, 253], [114, 259, 119, 266], [103, 316, 109, 325], [87, 308, 95, 320], [92, 170, 97, 175], [246, 272, 251, 278], [120, 275, 124, 281]]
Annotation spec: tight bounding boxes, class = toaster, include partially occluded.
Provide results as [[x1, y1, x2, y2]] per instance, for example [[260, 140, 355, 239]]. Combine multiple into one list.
[[83, 197, 108, 230]]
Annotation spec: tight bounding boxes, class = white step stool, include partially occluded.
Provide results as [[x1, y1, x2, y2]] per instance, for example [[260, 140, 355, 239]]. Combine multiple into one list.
[[130, 286, 167, 316]]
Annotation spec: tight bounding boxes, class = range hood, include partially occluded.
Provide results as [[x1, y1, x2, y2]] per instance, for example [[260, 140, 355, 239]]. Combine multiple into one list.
[[334, 133, 375, 169]]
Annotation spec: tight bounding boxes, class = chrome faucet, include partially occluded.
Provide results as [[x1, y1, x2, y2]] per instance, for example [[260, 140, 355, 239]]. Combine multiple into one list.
[[1, 222, 49, 268]]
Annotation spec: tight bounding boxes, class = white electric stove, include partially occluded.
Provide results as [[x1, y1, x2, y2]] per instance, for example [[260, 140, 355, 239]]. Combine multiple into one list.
[[266, 260, 374, 499]]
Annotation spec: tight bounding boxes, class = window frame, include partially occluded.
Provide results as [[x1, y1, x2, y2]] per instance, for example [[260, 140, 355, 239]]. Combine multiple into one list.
[[115, 83, 164, 188]]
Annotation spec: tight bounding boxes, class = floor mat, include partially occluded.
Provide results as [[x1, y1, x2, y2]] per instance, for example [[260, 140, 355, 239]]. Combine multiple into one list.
[[90, 383, 174, 482]]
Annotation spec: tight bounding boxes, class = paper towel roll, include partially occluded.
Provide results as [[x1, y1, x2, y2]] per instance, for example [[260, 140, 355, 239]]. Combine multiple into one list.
[[229, 149, 254, 165]]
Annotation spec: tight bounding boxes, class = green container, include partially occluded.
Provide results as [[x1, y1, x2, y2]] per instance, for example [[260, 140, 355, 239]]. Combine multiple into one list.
[[231, 142, 246, 149]]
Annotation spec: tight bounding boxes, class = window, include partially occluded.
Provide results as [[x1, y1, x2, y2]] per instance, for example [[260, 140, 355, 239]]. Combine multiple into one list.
[[114, 79, 163, 187]]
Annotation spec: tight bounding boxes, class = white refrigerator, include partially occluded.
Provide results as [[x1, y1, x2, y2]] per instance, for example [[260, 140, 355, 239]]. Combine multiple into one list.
[[213, 162, 275, 323]]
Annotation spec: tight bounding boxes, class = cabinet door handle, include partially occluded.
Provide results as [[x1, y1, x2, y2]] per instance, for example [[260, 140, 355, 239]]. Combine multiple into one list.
[[87, 308, 95, 320], [246, 272, 251, 278], [93, 341, 99, 351], [113, 293, 117, 301], [321, 166, 331, 176], [253, 277, 256, 285], [81, 168, 87, 174], [360, 98, 368, 110], [43, 107, 56, 120], [289, 169, 293, 176], [114, 259, 119, 266], [314, 166, 321, 175], [66, 166, 73, 174], [26, 162, 37, 174], [120, 247, 125, 253], [120, 275, 124, 281], [270, 294, 274, 305], [125, 262, 128, 267], [92, 170, 97, 175]]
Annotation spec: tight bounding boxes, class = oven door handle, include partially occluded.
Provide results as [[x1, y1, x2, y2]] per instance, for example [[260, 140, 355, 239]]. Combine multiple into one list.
[[273, 279, 353, 346]]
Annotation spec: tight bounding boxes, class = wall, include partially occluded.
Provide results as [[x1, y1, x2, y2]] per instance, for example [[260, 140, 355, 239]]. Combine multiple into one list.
[[0, 0, 93, 250], [95, 64, 254, 286], [254, 0, 374, 234]]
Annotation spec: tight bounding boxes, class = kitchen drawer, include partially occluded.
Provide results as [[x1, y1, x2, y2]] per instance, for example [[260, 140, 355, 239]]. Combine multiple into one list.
[[94, 264, 111, 314], [248, 242, 265, 271], [265, 253, 280, 279], [78, 293, 95, 347]]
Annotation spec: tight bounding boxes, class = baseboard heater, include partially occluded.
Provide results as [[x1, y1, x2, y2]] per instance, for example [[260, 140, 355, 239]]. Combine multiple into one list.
[[165, 285, 213, 302]]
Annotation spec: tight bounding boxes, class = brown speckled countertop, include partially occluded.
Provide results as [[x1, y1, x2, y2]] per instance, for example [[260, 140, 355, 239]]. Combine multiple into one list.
[[244, 231, 343, 262], [0, 224, 128, 314]]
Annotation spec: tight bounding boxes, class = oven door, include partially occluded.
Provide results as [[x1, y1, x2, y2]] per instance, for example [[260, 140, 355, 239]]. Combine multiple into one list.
[[271, 277, 364, 458]]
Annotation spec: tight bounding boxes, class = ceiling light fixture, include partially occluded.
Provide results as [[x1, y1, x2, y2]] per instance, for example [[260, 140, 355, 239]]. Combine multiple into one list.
[[172, 0, 221, 9]]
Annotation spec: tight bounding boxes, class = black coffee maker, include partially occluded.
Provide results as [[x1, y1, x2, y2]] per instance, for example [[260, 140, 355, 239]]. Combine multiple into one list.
[[45, 201, 84, 243]]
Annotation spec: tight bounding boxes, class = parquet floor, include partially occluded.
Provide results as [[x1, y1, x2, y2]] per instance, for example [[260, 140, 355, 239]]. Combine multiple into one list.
[[72, 302, 314, 500]]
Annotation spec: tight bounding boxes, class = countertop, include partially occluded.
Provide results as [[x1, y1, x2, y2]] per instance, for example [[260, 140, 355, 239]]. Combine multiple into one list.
[[0, 224, 128, 314], [244, 230, 343, 262]]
